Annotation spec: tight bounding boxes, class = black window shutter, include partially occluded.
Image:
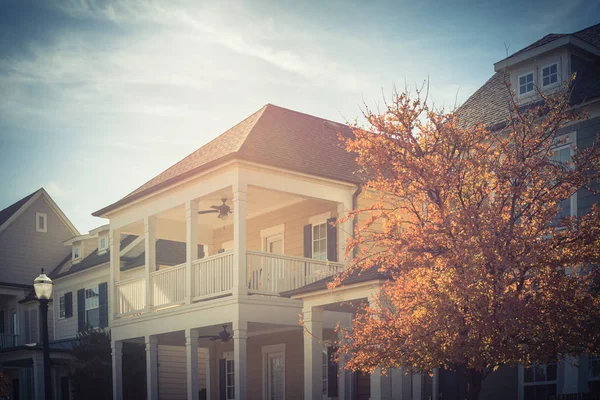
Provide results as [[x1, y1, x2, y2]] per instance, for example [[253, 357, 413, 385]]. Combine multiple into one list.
[[326, 217, 337, 262], [77, 289, 85, 332], [64, 292, 73, 318], [303, 224, 312, 258], [327, 346, 339, 397], [0, 310, 4, 333], [219, 359, 226, 400], [98, 282, 108, 328]]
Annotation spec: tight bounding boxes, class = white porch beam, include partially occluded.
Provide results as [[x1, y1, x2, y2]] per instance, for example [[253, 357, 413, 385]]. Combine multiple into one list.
[[111, 340, 123, 400], [146, 335, 159, 400], [186, 200, 199, 304], [109, 228, 121, 321], [233, 319, 248, 400], [186, 328, 200, 400], [232, 181, 248, 297], [303, 306, 323, 400], [144, 216, 157, 311]]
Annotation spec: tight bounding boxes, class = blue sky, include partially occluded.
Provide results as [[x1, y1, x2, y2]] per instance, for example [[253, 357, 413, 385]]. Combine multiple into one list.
[[1, 0, 599, 233]]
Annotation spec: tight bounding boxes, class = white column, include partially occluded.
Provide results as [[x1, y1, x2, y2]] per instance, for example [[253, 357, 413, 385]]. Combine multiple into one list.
[[32, 352, 45, 400], [232, 182, 248, 296], [146, 335, 159, 400], [112, 340, 123, 400], [109, 228, 121, 320], [432, 367, 439, 400], [337, 195, 353, 264], [186, 201, 199, 304], [370, 369, 392, 400], [412, 372, 423, 400], [233, 320, 248, 400], [303, 306, 323, 400], [391, 368, 404, 399], [144, 216, 157, 311], [186, 328, 200, 400]]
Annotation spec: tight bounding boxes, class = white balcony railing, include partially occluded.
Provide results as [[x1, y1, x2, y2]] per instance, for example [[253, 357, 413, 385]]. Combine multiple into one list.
[[247, 250, 343, 294], [116, 277, 146, 316], [192, 251, 234, 300], [0, 333, 18, 349], [115, 250, 343, 317], [151, 263, 186, 308]]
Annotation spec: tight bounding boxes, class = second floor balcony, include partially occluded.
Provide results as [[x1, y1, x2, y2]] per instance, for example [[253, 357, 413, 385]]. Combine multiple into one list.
[[106, 164, 358, 321]]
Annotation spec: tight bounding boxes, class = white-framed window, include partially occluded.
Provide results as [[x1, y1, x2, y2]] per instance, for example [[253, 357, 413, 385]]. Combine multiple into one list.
[[58, 295, 66, 319], [72, 245, 81, 262], [523, 362, 557, 400], [98, 235, 108, 252], [36, 212, 47, 233], [552, 132, 577, 224], [262, 344, 285, 400], [224, 351, 235, 400], [322, 350, 329, 397], [519, 71, 534, 96], [261, 224, 285, 254], [309, 212, 332, 261], [85, 285, 100, 328], [541, 63, 559, 87]]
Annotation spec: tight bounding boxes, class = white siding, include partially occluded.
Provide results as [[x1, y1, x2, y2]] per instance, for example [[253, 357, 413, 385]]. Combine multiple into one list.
[[158, 345, 208, 400], [53, 269, 110, 340]]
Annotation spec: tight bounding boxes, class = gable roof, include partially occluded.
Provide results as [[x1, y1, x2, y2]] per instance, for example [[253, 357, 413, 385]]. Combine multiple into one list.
[[93, 104, 359, 217], [458, 23, 600, 131], [0, 188, 80, 237]]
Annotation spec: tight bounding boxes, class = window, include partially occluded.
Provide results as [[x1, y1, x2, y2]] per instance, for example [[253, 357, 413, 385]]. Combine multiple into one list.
[[523, 362, 557, 400], [519, 72, 534, 96], [312, 223, 328, 261], [10, 311, 17, 334], [263, 344, 285, 400], [72, 245, 81, 261], [85, 286, 100, 328], [98, 235, 107, 252], [36, 212, 47, 233], [542, 63, 558, 87], [225, 354, 235, 400], [59, 295, 66, 319], [322, 350, 328, 397], [551, 133, 576, 225]]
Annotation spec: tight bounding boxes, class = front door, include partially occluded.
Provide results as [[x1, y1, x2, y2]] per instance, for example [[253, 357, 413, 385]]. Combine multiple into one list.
[[355, 371, 370, 400]]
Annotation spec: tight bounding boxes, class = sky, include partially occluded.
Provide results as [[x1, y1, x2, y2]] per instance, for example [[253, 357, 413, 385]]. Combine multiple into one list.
[[1, 0, 599, 233]]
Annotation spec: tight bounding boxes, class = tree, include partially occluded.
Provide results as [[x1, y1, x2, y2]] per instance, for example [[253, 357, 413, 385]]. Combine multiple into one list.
[[0, 369, 9, 399], [70, 326, 112, 400], [336, 78, 600, 400]]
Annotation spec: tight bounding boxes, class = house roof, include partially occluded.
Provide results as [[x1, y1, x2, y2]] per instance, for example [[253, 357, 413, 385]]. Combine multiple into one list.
[[281, 265, 390, 298], [0, 190, 38, 228], [458, 23, 600, 131], [93, 104, 359, 217]]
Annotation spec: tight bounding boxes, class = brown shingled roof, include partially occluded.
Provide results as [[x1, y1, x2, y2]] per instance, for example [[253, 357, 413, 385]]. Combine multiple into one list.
[[94, 104, 359, 216]]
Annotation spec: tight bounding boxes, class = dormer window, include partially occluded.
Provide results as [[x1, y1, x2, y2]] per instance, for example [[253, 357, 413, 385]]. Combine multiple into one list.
[[542, 63, 558, 87], [73, 245, 81, 262], [98, 235, 108, 252], [519, 72, 534, 96]]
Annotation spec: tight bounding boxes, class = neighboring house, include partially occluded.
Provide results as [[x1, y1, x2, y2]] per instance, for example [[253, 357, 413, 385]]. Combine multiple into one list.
[[91, 22, 600, 400], [0, 188, 79, 400]]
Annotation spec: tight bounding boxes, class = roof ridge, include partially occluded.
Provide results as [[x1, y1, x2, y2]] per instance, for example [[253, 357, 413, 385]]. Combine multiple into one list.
[[264, 103, 349, 127], [0, 188, 41, 216], [573, 22, 600, 36]]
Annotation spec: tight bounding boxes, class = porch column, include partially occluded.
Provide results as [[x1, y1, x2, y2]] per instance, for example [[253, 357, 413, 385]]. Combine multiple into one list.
[[233, 319, 248, 400], [303, 306, 323, 400], [412, 372, 423, 400], [32, 352, 45, 400], [186, 328, 200, 400], [337, 195, 353, 264], [144, 216, 157, 311], [109, 228, 121, 321], [112, 340, 123, 400], [146, 335, 159, 400], [186, 200, 199, 304], [232, 182, 248, 296], [370, 369, 392, 400]]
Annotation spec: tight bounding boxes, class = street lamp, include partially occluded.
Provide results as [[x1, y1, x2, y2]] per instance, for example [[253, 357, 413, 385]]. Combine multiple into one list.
[[34, 268, 53, 400]]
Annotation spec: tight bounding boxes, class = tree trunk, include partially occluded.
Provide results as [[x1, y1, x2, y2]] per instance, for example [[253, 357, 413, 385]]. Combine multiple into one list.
[[465, 368, 483, 400]]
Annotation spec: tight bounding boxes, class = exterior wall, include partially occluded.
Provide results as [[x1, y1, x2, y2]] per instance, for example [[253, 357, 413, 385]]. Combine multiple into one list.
[[212, 199, 338, 257], [158, 345, 208, 400], [52, 266, 110, 340], [0, 195, 74, 286], [570, 115, 600, 216]]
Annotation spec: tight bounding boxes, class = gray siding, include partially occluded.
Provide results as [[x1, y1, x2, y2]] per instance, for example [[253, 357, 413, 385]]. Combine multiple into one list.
[[158, 345, 208, 400], [0, 195, 74, 286], [571, 116, 600, 216]]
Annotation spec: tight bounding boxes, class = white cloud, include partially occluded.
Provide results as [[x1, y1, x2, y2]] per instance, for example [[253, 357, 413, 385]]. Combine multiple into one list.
[[45, 181, 66, 198]]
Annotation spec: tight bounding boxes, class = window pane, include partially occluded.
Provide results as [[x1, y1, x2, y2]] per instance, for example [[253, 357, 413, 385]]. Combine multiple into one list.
[[546, 364, 557, 381], [520, 76, 526, 85], [86, 309, 99, 327], [524, 385, 535, 400], [543, 77, 550, 86], [524, 366, 534, 383], [534, 364, 546, 382], [551, 64, 557, 74]]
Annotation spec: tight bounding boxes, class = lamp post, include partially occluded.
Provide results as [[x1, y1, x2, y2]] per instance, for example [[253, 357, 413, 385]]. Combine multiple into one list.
[[34, 268, 53, 400]]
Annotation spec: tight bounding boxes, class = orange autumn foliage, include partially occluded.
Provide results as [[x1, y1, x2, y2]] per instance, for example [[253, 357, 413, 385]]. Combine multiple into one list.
[[336, 80, 600, 397]]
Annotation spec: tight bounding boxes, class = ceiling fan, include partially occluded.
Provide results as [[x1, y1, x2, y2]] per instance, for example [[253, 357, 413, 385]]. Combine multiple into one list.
[[198, 325, 232, 342], [198, 198, 232, 220]]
